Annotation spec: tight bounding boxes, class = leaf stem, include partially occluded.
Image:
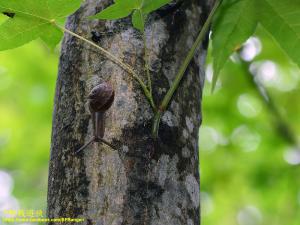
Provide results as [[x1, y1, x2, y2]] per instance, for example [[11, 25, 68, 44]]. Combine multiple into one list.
[[151, 0, 221, 137], [143, 32, 152, 96], [55, 23, 157, 110]]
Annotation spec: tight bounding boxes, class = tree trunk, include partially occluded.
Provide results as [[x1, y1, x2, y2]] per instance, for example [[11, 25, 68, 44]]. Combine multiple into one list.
[[47, 0, 211, 224]]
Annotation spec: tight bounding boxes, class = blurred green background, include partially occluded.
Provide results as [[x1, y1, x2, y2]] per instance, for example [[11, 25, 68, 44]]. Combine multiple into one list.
[[0, 13, 58, 223], [201, 25, 300, 225], [0, 13, 300, 225]]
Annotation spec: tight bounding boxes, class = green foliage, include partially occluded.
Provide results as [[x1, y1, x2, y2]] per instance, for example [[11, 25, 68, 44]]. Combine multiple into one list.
[[91, 0, 171, 31], [258, 1, 300, 70], [211, 0, 300, 89], [90, 0, 136, 20], [0, 0, 82, 50], [211, 0, 257, 89], [202, 26, 300, 225], [0, 39, 58, 215], [142, 0, 172, 14], [132, 9, 145, 31]]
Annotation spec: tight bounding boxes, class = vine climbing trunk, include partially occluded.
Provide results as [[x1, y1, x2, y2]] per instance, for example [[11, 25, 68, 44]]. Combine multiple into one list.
[[47, 0, 212, 224]]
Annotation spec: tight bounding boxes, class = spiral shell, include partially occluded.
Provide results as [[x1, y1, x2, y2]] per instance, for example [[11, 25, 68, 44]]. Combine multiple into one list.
[[88, 82, 115, 112]]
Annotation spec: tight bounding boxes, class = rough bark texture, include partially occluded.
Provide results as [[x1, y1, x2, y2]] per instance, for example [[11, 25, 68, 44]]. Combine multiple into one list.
[[47, 0, 212, 224]]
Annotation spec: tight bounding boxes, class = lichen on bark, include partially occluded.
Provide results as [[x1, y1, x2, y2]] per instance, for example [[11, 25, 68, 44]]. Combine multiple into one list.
[[47, 0, 211, 224]]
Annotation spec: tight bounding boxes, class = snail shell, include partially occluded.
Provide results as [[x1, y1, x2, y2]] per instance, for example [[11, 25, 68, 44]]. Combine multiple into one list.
[[88, 82, 115, 112]]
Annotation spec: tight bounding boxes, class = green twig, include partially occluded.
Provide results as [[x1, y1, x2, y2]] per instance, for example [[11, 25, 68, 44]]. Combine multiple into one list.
[[143, 32, 152, 96], [152, 112, 162, 138], [151, 0, 222, 137], [55, 23, 157, 110]]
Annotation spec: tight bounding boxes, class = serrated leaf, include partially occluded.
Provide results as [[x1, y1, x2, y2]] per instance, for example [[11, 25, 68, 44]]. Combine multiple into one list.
[[0, 0, 81, 51], [258, 0, 300, 69], [47, 0, 83, 18], [40, 25, 63, 50], [92, 0, 172, 32], [211, 0, 300, 91], [132, 9, 145, 31], [0, 16, 46, 51], [142, 0, 172, 14], [211, 0, 258, 90], [91, 0, 139, 20]]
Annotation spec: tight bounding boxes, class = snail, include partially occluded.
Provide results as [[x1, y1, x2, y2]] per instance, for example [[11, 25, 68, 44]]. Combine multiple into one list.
[[76, 82, 116, 153]]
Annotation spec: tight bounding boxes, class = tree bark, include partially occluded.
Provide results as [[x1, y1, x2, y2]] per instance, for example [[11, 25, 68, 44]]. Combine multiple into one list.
[[47, 0, 212, 224]]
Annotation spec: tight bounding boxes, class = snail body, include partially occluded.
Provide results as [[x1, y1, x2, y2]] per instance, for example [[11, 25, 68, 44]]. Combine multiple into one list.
[[76, 82, 116, 153], [89, 82, 114, 139]]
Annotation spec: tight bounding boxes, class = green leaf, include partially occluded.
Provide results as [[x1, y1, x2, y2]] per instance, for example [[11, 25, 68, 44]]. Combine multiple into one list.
[[211, 0, 258, 90], [0, 16, 45, 51], [0, 0, 81, 51], [132, 9, 145, 31], [211, 0, 300, 91], [47, 0, 83, 18], [40, 25, 63, 50], [91, 0, 139, 20], [258, 0, 300, 70], [92, 0, 172, 32], [142, 0, 172, 14]]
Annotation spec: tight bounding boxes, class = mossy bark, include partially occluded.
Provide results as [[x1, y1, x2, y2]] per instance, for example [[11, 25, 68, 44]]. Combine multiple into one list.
[[47, 0, 212, 224]]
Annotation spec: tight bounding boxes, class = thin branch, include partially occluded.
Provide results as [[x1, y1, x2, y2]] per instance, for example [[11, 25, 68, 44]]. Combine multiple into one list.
[[54, 23, 157, 110], [143, 32, 152, 96], [151, 0, 222, 137]]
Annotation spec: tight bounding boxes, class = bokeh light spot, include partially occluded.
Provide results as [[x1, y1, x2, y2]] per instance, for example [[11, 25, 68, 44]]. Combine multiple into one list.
[[231, 125, 261, 152], [30, 85, 48, 104], [250, 60, 299, 92], [237, 205, 262, 225], [199, 126, 228, 152], [205, 64, 222, 92], [200, 192, 214, 216], [0, 130, 11, 150], [283, 148, 300, 165], [237, 94, 262, 118], [0, 170, 13, 200], [240, 37, 262, 61], [0, 66, 12, 91]]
